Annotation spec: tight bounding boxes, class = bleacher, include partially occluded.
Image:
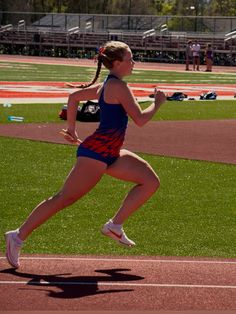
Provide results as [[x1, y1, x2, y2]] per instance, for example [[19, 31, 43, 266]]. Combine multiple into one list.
[[0, 28, 235, 57], [0, 12, 235, 64]]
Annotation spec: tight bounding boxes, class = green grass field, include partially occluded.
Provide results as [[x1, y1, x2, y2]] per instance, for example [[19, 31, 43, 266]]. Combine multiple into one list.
[[0, 61, 236, 84], [1, 137, 235, 258], [0, 61, 235, 258], [1, 101, 236, 124]]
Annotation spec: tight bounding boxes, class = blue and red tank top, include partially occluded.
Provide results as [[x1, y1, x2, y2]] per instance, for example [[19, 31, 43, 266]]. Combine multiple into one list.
[[78, 74, 128, 161]]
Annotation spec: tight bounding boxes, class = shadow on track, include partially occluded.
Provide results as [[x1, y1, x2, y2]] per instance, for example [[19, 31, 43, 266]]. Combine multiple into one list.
[[1, 267, 144, 299]]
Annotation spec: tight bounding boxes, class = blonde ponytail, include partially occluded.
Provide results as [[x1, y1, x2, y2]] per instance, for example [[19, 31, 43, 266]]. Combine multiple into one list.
[[77, 57, 103, 89]]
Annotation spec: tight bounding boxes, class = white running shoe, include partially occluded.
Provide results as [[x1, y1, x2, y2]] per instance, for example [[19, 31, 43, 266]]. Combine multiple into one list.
[[101, 220, 135, 248], [5, 230, 23, 268]]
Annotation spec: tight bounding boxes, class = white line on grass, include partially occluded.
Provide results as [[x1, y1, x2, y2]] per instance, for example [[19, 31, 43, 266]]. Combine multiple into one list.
[[0, 280, 235, 289], [0, 256, 236, 264]]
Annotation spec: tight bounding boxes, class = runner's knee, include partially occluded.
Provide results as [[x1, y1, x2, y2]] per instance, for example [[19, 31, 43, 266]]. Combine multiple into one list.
[[54, 191, 80, 208], [147, 173, 160, 193], [140, 164, 160, 194]]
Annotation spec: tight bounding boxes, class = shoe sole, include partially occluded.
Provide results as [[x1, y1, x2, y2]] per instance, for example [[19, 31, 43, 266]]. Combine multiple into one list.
[[101, 229, 135, 248], [4, 233, 19, 268]]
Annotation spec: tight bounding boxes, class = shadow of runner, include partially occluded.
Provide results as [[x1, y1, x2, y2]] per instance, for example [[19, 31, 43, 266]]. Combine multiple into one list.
[[1, 268, 144, 299]]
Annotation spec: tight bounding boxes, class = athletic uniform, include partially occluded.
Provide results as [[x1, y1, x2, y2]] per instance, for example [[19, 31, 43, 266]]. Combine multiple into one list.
[[206, 49, 213, 60], [192, 43, 201, 58], [77, 74, 128, 166]]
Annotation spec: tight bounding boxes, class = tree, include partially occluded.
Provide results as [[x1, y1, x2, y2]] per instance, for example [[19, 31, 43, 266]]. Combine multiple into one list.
[[151, 0, 174, 15], [0, 0, 235, 16], [171, 0, 209, 16], [207, 0, 236, 16]]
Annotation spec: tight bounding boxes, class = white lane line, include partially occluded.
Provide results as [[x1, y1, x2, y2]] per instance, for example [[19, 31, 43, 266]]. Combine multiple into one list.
[[1, 256, 235, 265], [0, 280, 235, 289]]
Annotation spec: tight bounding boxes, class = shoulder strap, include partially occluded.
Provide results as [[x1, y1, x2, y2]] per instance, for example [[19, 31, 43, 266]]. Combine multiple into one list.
[[100, 74, 119, 98]]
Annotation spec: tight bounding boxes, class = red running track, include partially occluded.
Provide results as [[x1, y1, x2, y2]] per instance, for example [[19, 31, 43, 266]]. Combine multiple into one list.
[[0, 81, 235, 99], [0, 55, 235, 101], [0, 254, 236, 311]]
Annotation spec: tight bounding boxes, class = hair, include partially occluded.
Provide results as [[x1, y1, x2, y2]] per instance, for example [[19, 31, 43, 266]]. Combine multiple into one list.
[[78, 41, 129, 89]]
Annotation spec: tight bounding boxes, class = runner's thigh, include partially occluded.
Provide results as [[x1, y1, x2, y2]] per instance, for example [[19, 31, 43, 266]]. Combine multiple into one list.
[[106, 149, 159, 184], [61, 157, 107, 198]]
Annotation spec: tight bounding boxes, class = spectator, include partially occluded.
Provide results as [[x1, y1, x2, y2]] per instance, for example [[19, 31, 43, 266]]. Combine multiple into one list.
[[185, 40, 192, 71], [192, 40, 201, 71], [205, 43, 213, 72]]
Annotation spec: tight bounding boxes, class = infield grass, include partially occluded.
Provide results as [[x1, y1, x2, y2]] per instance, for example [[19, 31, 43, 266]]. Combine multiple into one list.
[[0, 61, 236, 84], [0, 137, 235, 258], [0, 100, 236, 124]]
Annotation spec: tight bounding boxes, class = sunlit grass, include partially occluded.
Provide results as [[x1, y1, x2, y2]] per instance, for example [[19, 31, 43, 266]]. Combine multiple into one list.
[[1, 61, 236, 84], [0, 137, 235, 258]]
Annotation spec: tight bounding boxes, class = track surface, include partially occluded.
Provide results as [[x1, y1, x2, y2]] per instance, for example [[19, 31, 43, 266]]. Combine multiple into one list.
[[0, 120, 236, 164], [0, 55, 235, 103], [0, 254, 236, 311], [0, 81, 235, 102]]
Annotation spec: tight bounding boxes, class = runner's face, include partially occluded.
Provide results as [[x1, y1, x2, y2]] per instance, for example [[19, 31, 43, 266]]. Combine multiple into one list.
[[120, 49, 135, 76]]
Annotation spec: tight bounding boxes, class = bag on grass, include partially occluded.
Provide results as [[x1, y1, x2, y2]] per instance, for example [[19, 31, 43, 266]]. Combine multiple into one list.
[[59, 105, 67, 120], [78, 100, 100, 122], [59, 101, 100, 122], [166, 92, 188, 101], [199, 91, 217, 100], [59, 105, 81, 120]]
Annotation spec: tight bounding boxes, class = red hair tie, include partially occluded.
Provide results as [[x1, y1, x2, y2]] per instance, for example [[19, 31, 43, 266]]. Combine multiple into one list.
[[99, 47, 105, 55]]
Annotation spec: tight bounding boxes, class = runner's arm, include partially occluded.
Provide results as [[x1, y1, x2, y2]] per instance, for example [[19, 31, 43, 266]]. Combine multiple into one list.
[[116, 82, 166, 127], [66, 84, 102, 133]]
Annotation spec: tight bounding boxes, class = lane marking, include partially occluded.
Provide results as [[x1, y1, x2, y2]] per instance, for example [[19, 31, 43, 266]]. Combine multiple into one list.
[[0, 280, 235, 289], [0, 256, 236, 264]]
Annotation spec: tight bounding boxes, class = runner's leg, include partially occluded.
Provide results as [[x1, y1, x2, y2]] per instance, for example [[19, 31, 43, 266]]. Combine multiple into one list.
[[105, 149, 160, 224], [18, 157, 107, 240]]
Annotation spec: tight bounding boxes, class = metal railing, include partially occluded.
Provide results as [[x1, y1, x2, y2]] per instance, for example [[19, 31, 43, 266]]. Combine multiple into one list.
[[1, 12, 236, 33], [0, 12, 235, 65]]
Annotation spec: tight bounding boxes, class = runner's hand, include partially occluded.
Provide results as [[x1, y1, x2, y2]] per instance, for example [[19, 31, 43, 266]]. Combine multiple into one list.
[[154, 88, 166, 107], [64, 82, 77, 88], [59, 129, 81, 145]]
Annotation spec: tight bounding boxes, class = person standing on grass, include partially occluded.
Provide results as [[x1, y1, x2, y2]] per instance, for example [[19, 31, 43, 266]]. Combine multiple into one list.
[[192, 40, 201, 71], [185, 40, 192, 71], [5, 41, 166, 269], [205, 43, 213, 72]]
